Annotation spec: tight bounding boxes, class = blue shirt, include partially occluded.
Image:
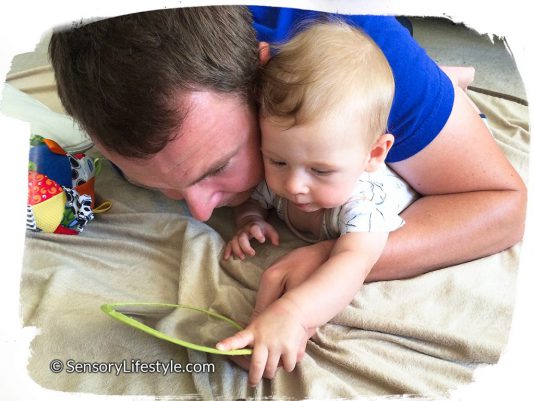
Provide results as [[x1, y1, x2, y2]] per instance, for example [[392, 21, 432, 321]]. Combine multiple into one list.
[[249, 6, 454, 162]]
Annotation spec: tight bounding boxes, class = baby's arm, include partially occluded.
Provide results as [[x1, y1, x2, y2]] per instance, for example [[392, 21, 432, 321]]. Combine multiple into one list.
[[218, 231, 388, 385], [279, 230, 388, 327], [223, 200, 280, 260]]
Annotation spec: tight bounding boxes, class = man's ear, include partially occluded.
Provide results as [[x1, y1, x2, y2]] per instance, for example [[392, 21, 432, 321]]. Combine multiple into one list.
[[365, 133, 395, 172], [258, 41, 271, 65]]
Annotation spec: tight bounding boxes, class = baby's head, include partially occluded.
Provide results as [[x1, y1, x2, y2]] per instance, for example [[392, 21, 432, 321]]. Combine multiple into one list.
[[257, 20, 395, 211]]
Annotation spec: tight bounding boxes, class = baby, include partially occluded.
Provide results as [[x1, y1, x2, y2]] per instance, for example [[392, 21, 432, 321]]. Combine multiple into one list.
[[218, 20, 417, 385]]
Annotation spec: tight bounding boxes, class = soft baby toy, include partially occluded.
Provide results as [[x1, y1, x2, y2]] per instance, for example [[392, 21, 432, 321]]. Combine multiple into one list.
[[27, 135, 108, 234]]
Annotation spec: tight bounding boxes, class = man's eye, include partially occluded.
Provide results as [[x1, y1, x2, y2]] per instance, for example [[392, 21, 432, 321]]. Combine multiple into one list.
[[208, 161, 230, 177]]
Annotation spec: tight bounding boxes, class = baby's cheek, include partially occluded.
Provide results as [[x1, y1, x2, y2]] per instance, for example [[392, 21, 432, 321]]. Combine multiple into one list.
[[319, 188, 351, 208]]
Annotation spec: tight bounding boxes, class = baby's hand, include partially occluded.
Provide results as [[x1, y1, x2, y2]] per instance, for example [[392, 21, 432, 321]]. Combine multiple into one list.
[[224, 218, 279, 260], [216, 298, 308, 386]]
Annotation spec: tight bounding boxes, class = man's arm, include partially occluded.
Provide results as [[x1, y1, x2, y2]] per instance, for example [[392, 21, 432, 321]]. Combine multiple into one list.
[[371, 85, 527, 280]]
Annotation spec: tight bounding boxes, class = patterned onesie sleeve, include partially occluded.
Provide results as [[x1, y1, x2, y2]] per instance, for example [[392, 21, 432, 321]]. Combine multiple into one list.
[[338, 165, 418, 235]]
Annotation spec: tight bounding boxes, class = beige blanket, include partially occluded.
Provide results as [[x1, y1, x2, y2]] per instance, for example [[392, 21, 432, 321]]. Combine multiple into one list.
[[14, 72, 530, 398]]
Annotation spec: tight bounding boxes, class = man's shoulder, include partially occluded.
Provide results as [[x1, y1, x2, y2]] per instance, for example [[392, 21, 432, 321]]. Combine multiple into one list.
[[248, 6, 396, 43]]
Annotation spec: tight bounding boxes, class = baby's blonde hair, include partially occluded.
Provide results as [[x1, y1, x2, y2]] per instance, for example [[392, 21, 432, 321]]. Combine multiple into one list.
[[258, 20, 395, 146]]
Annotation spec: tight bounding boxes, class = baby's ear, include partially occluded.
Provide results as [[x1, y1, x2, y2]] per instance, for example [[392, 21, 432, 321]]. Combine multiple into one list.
[[365, 133, 394, 172]]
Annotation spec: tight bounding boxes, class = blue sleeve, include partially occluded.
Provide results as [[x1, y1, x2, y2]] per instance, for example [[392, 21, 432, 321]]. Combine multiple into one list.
[[249, 6, 454, 163]]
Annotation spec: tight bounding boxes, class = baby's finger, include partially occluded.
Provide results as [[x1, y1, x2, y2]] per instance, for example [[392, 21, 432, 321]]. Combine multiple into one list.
[[264, 226, 280, 246], [306, 327, 317, 339], [216, 329, 254, 352], [249, 224, 266, 243], [264, 351, 282, 379], [296, 338, 308, 363], [238, 232, 256, 256], [281, 350, 297, 373], [230, 239, 246, 260], [248, 345, 268, 387], [223, 242, 233, 261]]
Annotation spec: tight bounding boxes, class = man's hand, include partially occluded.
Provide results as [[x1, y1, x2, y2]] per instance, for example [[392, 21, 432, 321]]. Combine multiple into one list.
[[253, 240, 334, 316]]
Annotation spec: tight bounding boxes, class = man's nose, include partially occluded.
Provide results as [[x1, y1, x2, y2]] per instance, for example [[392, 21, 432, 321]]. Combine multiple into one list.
[[160, 187, 217, 221], [181, 187, 218, 222]]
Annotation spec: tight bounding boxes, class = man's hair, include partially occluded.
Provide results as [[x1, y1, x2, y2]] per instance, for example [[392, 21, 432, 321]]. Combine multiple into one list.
[[258, 20, 394, 146], [49, 6, 259, 158]]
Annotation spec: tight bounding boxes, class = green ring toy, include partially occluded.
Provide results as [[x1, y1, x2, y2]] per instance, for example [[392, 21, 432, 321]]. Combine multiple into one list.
[[101, 302, 252, 356]]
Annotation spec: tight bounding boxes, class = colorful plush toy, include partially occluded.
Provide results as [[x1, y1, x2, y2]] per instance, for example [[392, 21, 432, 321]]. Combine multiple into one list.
[[27, 135, 109, 234]]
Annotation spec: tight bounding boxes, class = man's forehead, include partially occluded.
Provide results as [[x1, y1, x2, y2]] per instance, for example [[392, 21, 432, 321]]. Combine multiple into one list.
[[99, 90, 256, 185]]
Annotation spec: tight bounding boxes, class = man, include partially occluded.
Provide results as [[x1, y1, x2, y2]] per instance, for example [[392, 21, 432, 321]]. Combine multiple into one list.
[[49, 5, 526, 376]]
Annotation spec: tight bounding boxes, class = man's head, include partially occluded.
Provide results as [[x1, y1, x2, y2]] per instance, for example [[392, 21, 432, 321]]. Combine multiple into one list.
[[49, 7, 264, 220], [49, 6, 259, 159], [102, 91, 264, 221]]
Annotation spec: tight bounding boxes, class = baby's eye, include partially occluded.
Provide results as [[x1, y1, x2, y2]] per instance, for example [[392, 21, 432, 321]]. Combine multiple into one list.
[[311, 168, 334, 176], [268, 158, 286, 167]]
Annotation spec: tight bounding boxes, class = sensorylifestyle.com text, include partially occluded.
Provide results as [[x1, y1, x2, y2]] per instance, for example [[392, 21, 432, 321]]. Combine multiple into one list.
[[59, 359, 215, 375]]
